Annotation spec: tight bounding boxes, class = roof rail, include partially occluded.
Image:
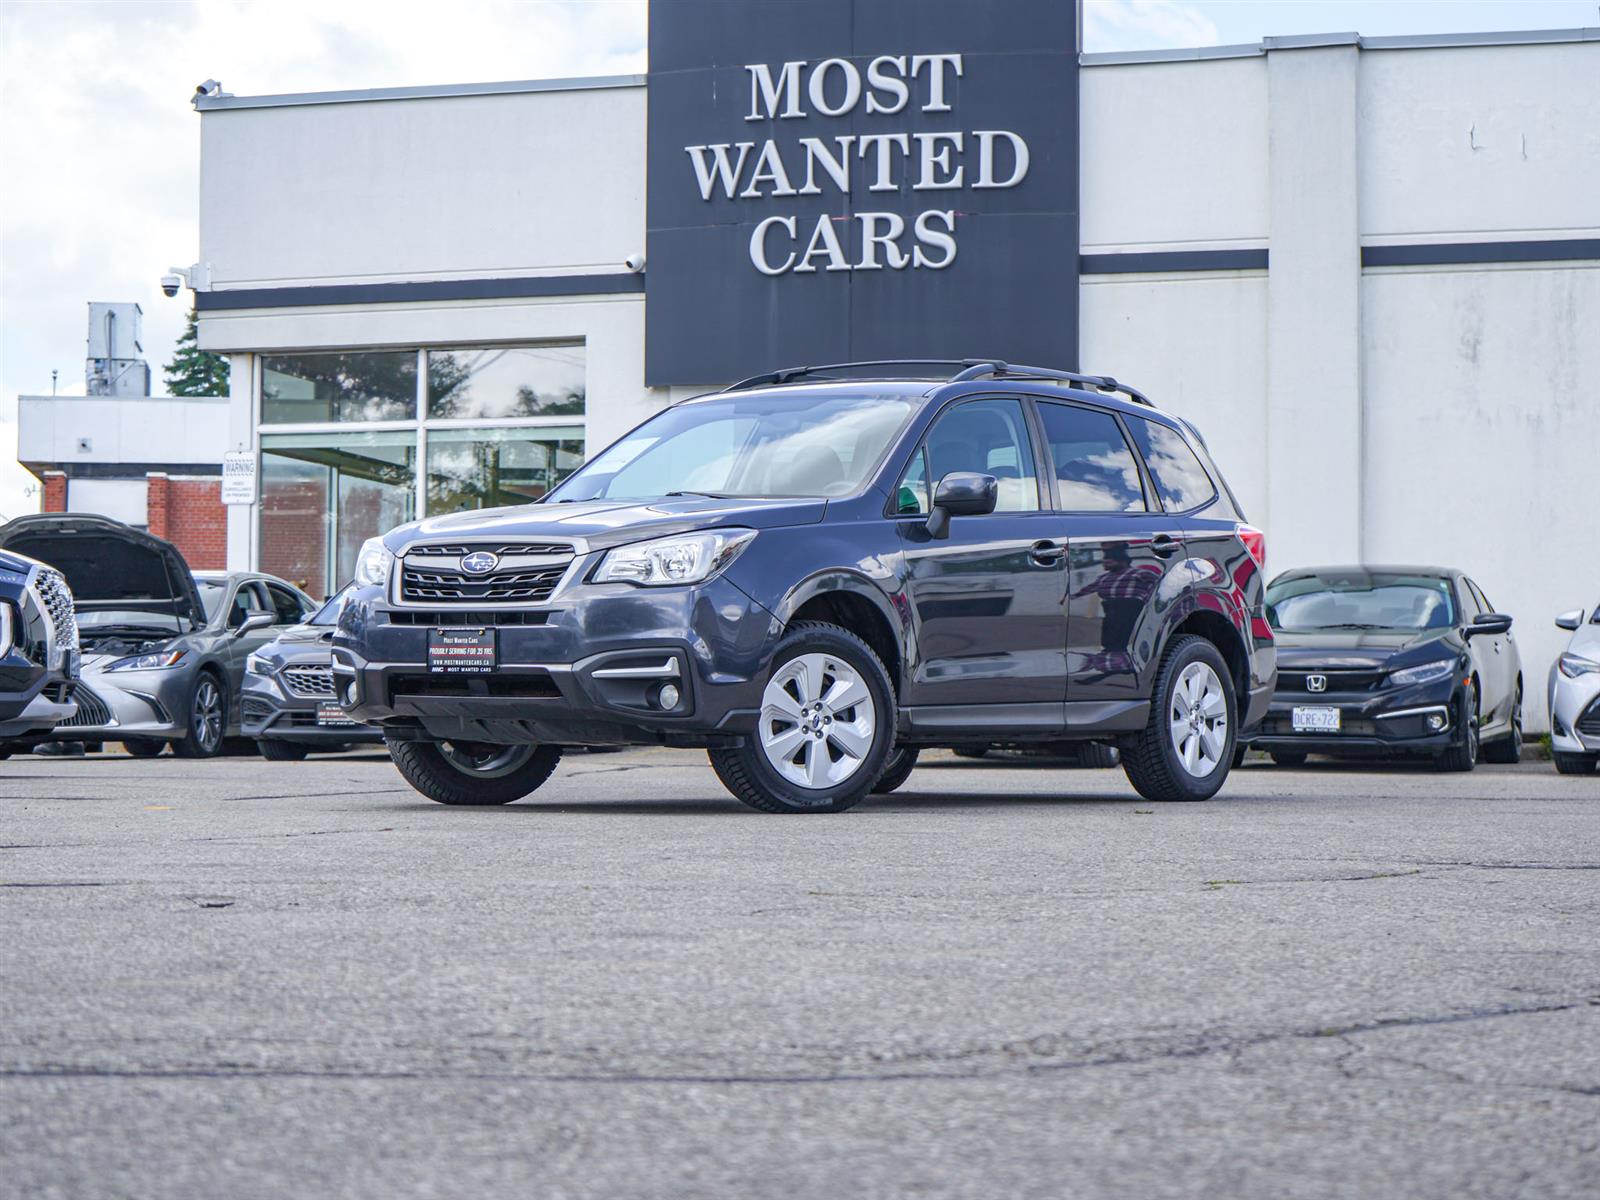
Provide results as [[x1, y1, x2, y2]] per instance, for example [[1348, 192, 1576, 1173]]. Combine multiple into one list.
[[720, 358, 1157, 407]]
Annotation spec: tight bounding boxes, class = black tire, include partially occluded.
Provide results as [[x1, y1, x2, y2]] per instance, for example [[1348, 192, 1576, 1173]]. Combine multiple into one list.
[[1270, 751, 1307, 768], [1078, 741, 1120, 769], [172, 672, 227, 759], [951, 744, 990, 759], [1480, 684, 1523, 764], [1435, 688, 1479, 772], [1553, 751, 1598, 776], [871, 746, 920, 794], [258, 739, 310, 762], [708, 622, 894, 814], [122, 738, 166, 759], [386, 736, 562, 805], [1122, 635, 1237, 803], [1231, 744, 1248, 769]]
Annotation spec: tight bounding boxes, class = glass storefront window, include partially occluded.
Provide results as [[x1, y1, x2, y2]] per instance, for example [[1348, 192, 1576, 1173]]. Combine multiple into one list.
[[262, 351, 418, 424], [426, 345, 585, 419], [260, 431, 417, 598], [425, 426, 585, 515]]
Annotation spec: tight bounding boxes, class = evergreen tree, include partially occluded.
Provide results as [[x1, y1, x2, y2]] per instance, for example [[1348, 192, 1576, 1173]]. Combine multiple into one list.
[[163, 308, 231, 396]]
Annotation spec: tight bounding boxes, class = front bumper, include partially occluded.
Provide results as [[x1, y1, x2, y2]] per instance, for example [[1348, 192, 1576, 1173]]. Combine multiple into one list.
[[240, 671, 382, 744], [0, 679, 77, 739], [1248, 679, 1461, 757], [1549, 669, 1600, 754], [333, 576, 780, 747], [41, 666, 193, 741]]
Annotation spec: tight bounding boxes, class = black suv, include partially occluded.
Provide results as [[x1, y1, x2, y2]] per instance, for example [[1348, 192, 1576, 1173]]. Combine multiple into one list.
[[334, 361, 1275, 812]]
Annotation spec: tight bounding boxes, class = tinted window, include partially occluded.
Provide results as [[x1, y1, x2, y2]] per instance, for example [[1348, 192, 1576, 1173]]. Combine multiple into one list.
[[228, 582, 270, 628], [309, 586, 351, 626], [266, 583, 308, 624], [1126, 417, 1216, 512], [915, 398, 1039, 513], [1037, 403, 1145, 512], [195, 578, 226, 621], [1265, 571, 1457, 633]]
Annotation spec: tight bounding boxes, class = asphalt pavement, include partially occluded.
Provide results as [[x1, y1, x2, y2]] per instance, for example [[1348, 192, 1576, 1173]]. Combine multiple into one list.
[[2, 746, 1597, 1199]]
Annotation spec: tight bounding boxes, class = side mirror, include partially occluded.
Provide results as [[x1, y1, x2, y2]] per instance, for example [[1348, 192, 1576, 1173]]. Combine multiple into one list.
[[233, 612, 275, 638], [926, 472, 998, 539], [1555, 609, 1583, 632], [1464, 612, 1512, 638]]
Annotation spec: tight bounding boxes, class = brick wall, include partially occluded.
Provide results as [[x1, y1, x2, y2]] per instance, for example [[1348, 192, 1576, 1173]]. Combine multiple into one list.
[[41, 472, 66, 512], [146, 474, 227, 570]]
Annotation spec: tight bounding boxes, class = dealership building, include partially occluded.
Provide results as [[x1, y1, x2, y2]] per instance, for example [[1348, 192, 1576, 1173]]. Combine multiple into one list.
[[186, 5, 1598, 728]]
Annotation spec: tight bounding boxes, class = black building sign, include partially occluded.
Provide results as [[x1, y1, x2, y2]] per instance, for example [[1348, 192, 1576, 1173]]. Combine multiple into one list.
[[645, 0, 1081, 385]]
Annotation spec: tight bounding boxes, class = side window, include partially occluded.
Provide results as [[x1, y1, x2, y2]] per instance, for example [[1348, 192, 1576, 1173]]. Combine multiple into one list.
[[1456, 579, 1481, 620], [1037, 402, 1146, 512], [266, 582, 308, 624], [1125, 416, 1217, 512], [228, 582, 269, 628], [917, 397, 1039, 513], [1467, 579, 1495, 614], [895, 446, 931, 515]]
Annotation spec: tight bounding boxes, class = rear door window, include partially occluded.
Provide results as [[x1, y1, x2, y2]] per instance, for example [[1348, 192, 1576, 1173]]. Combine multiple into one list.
[[1125, 416, 1217, 512], [1036, 402, 1146, 512]]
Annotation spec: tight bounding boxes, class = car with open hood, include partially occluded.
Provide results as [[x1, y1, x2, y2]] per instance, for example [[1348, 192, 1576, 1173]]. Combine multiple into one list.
[[1252, 565, 1521, 771], [334, 358, 1274, 813], [0, 545, 80, 753], [1548, 598, 1600, 776], [0, 514, 317, 757], [241, 585, 383, 759]]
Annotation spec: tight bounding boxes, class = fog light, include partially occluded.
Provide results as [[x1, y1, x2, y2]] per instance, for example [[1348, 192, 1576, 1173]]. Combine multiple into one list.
[[1427, 713, 1445, 731], [658, 683, 680, 710], [344, 682, 358, 705]]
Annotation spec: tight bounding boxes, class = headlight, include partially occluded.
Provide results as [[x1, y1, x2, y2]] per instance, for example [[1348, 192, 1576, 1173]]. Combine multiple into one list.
[[593, 529, 757, 587], [1388, 660, 1454, 688], [0, 602, 12, 657], [353, 537, 395, 587], [245, 652, 274, 676], [105, 649, 187, 672], [1558, 653, 1600, 679]]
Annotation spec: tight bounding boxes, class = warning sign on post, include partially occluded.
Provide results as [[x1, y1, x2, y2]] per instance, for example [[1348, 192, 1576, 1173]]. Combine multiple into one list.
[[221, 452, 256, 505]]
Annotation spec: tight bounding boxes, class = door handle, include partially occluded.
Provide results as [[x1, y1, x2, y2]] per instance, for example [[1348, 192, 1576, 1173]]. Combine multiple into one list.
[[1150, 533, 1182, 559], [1029, 540, 1066, 564]]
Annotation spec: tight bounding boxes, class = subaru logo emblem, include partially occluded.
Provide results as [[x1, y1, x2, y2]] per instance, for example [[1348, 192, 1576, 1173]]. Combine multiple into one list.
[[460, 551, 499, 576], [1307, 674, 1328, 693]]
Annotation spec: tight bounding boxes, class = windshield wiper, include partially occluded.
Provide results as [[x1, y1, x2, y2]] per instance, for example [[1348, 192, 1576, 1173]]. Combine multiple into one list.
[[664, 490, 736, 499], [1309, 622, 1391, 631]]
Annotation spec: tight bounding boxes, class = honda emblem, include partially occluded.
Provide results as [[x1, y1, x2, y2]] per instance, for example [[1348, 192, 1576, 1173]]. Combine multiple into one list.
[[1306, 674, 1328, 693]]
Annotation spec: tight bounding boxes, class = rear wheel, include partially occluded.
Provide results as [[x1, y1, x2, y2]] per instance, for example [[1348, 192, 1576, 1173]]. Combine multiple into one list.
[[1078, 741, 1120, 769], [951, 744, 989, 759], [387, 737, 562, 805], [1270, 751, 1307, 768], [1480, 685, 1523, 764], [172, 673, 226, 759], [122, 737, 166, 759], [709, 623, 893, 814], [870, 746, 920, 795], [258, 739, 309, 762], [1553, 751, 1598, 776], [1122, 636, 1237, 803]]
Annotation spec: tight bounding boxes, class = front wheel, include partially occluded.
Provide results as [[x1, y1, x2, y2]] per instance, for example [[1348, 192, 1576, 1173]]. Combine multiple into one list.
[[122, 737, 166, 759], [1270, 751, 1307, 768], [1480, 685, 1523, 764], [387, 737, 562, 805], [258, 739, 309, 762], [1435, 690, 1479, 772], [1122, 636, 1237, 803], [709, 622, 894, 813], [1553, 751, 1598, 776], [172, 673, 226, 759]]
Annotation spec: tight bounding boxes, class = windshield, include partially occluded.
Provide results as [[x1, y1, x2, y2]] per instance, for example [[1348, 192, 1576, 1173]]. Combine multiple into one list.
[[77, 610, 184, 634], [309, 586, 350, 626], [195, 578, 226, 621], [1266, 571, 1458, 633], [550, 392, 916, 502]]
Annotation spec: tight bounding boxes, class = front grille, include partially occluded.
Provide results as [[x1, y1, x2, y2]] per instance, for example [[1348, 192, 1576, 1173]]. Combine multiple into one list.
[[385, 610, 550, 627], [388, 672, 561, 702], [34, 568, 79, 656], [1280, 670, 1386, 694], [1577, 700, 1600, 738], [281, 664, 336, 699], [398, 542, 575, 605], [60, 685, 112, 729]]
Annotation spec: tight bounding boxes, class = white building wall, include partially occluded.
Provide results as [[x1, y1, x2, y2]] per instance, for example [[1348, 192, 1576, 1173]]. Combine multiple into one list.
[[16, 395, 229, 465]]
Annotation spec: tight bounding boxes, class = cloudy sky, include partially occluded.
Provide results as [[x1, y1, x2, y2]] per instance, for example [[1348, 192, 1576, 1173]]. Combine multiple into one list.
[[1, 0, 1592, 517]]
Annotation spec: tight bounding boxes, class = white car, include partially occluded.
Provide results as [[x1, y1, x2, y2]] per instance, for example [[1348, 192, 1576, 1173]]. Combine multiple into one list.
[[1548, 600, 1600, 775]]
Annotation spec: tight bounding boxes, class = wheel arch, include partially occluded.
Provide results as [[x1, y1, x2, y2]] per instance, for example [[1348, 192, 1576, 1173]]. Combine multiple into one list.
[[1161, 605, 1251, 707], [776, 571, 906, 696]]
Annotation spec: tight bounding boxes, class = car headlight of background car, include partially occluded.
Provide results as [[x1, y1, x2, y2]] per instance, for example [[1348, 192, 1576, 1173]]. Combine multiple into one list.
[[1388, 659, 1455, 688], [593, 529, 757, 587], [1558, 653, 1600, 679], [245, 652, 275, 676], [105, 649, 187, 672], [0, 601, 12, 658], [353, 537, 394, 587]]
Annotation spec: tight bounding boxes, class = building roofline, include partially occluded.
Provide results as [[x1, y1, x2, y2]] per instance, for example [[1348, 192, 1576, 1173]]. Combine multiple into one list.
[[193, 72, 645, 112], [1080, 27, 1596, 66]]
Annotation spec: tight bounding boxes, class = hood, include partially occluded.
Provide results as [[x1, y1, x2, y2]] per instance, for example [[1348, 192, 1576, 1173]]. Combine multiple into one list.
[[387, 496, 828, 553], [1273, 627, 1456, 670], [267, 622, 335, 649], [0, 513, 207, 627]]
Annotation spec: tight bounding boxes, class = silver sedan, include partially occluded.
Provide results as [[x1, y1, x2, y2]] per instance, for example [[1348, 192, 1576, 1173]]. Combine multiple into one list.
[[1548, 599, 1600, 775]]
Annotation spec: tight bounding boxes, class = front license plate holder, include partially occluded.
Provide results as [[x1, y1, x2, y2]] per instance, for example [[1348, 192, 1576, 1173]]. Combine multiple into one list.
[[1292, 705, 1341, 733], [428, 627, 497, 674], [316, 703, 357, 727]]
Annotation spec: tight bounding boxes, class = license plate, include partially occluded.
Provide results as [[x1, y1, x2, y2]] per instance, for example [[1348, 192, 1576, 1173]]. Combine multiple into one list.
[[316, 703, 357, 727], [428, 627, 496, 674], [1292, 705, 1341, 733]]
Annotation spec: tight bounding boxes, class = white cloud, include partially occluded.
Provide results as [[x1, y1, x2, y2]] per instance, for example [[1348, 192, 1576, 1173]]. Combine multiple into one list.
[[0, 0, 646, 518], [1082, 0, 1220, 52]]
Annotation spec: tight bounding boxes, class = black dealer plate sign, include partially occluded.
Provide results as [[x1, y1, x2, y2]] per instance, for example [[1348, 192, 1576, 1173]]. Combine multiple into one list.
[[645, 0, 1081, 385]]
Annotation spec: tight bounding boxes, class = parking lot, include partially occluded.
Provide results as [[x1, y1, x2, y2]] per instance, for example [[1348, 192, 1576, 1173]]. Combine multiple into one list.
[[3, 748, 1596, 1199]]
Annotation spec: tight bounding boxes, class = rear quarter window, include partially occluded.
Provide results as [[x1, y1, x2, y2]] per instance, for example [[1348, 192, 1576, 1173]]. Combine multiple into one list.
[[1126, 416, 1218, 513]]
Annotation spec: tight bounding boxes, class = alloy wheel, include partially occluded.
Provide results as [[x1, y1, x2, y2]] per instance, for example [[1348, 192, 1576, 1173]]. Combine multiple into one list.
[[758, 652, 877, 789], [192, 678, 224, 752], [1167, 661, 1228, 778]]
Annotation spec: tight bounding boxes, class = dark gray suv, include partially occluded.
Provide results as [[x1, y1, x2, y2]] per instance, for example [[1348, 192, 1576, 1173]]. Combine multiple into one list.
[[334, 361, 1275, 812]]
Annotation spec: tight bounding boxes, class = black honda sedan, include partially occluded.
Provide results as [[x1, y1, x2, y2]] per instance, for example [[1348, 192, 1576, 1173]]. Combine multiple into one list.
[[1251, 566, 1521, 771]]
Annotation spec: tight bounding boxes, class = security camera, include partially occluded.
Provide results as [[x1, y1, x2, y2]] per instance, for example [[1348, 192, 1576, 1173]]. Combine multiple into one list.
[[195, 79, 222, 98], [624, 253, 646, 273], [160, 274, 182, 298]]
